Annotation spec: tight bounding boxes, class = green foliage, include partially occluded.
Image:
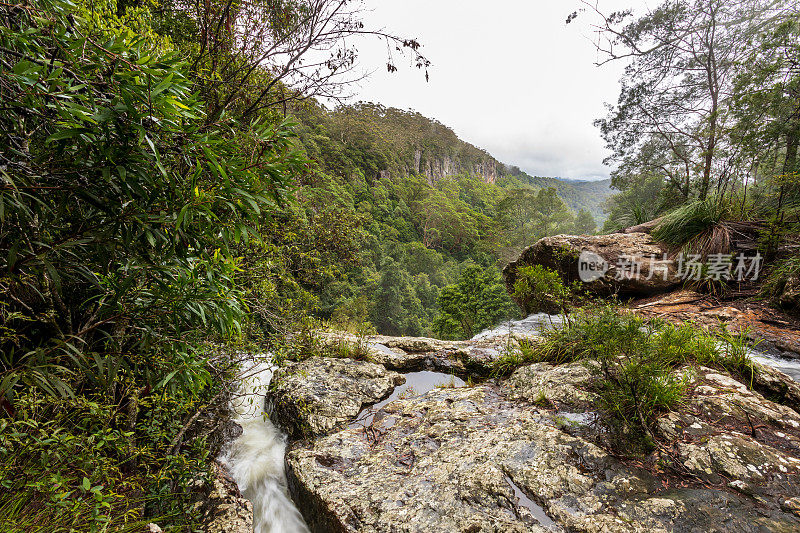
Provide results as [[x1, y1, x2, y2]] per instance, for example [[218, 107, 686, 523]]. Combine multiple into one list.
[[246, 99, 618, 338], [651, 195, 734, 255], [571, 208, 597, 235], [497, 187, 576, 252], [0, 0, 306, 526], [595, 1, 800, 248], [0, 0, 306, 400], [602, 174, 669, 232], [433, 263, 517, 340], [501, 306, 758, 451], [0, 390, 215, 531], [509, 171, 613, 222], [762, 256, 800, 313], [511, 265, 573, 315]]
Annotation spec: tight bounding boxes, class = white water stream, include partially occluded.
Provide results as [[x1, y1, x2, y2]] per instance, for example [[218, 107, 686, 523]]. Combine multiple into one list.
[[218, 360, 310, 533]]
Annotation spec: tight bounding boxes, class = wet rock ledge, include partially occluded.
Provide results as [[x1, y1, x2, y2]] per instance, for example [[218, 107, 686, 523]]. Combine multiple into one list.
[[265, 332, 800, 533]]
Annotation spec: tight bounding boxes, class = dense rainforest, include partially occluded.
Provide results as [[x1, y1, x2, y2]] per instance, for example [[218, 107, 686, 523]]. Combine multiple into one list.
[[0, 0, 799, 530], [261, 100, 607, 341]]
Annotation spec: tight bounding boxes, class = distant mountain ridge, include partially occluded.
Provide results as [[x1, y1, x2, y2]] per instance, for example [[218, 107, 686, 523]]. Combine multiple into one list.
[[294, 101, 613, 221], [516, 175, 613, 222]]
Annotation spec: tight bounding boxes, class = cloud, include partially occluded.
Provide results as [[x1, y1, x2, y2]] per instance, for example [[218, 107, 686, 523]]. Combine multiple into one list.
[[347, 0, 646, 181]]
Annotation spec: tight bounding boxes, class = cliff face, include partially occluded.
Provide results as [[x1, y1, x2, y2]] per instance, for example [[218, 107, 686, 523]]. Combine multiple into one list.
[[412, 149, 498, 185]]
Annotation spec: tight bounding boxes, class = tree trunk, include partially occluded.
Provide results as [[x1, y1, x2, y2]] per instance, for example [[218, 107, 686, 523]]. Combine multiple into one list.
[[782, 129, 799, 176]]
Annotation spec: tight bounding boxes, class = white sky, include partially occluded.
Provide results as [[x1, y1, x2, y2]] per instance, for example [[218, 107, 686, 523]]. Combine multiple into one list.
[[347, 0, 652, 180]]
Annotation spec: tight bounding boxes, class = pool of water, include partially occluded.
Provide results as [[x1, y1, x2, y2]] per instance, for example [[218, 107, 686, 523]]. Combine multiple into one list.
[[349, 370, 465, 428]]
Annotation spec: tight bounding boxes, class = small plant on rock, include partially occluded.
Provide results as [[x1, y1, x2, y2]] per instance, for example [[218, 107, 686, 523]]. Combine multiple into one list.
[[512, 265, 574, 315], [508, 305, 758, 452]]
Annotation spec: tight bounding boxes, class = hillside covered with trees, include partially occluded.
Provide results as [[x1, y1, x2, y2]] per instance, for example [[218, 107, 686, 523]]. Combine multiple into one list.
[[262, 100, 608, 341], [1, 0, 800, 530]]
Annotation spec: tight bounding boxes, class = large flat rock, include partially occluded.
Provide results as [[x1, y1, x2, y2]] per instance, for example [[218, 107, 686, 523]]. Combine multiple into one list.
[[285, 365, 800, 532], [267, 357, 404, 440]]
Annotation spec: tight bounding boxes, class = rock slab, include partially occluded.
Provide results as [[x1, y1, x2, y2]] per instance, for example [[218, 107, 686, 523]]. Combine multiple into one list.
[[286, 364, 800, 533], [267, 357, 404, 440]]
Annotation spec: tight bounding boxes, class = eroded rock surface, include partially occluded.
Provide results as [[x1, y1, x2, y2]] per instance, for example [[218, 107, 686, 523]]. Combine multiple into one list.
[[779, 276, 800, 312], [194, 462, 254, 533], [316, 329, 526, 377], [267, 357, 404, 439], [280, 359, 800, 532]]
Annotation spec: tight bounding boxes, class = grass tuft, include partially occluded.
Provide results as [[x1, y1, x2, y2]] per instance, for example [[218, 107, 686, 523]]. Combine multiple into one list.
[[652, 196, 733, 257]]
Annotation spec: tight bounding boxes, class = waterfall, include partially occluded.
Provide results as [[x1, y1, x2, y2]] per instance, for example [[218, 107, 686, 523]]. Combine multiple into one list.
[[218, 360, 309, 533]]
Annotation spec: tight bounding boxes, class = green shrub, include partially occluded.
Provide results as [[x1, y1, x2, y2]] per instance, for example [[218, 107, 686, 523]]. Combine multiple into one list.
[[512, 265, 573, 315], [762, 256, 800, 313], [0, 392, 213, 532], [499, 305, 757, 451]]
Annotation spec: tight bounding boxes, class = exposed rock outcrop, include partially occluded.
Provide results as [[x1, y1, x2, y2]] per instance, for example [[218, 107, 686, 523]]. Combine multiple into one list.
[[411, 149, 498, 185], [315, 330, 534, 377], [503, 233, 681, 303], [194, 462, 254, 533], [267, 357, 404, 440], [266, 309, 800, 532], [285, 362, 800, 532]]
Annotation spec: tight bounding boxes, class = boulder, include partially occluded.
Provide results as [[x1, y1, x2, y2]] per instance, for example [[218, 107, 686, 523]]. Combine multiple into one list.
[[503, 233, 681, 304], [193, 462, 254, 533], [266, 357, 404, 440]]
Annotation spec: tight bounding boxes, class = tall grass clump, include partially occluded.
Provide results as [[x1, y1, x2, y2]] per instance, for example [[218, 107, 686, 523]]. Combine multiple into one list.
[[652, 195, 734, 257]]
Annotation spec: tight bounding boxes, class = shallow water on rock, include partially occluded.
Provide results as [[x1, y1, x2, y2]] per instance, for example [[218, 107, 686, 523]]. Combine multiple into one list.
[[367, 342, 396, 355], [503, 474, 560, 531], [554, 411, 594, 426], [349, 370, 465, 428]]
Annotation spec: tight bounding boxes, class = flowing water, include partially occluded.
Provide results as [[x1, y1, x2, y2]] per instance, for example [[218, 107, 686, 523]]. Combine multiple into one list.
[[218, 360, 310, 533], [749, 349, 800, 382]]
